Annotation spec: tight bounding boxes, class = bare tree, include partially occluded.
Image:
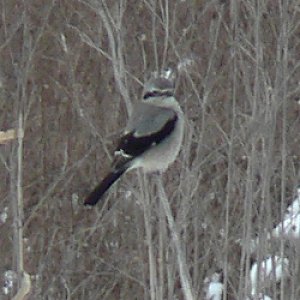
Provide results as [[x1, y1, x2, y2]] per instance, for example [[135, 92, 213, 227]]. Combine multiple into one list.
[[1, 1, 300, 299]]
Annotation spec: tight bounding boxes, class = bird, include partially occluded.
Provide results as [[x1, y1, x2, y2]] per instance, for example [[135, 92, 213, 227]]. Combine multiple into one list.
[[84, 71, 184, 206]]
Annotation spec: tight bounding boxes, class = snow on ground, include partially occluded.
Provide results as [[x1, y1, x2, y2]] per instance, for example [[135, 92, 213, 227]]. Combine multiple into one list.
[[272, 187, 300, 240], [250, 256, 289, 295], [204, 272, 223, 300]]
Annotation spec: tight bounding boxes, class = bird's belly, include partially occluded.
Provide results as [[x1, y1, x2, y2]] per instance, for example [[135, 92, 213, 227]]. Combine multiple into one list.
[[133, 124, 183, 172]]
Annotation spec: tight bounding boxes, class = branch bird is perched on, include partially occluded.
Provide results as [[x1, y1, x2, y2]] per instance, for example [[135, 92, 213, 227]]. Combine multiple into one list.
[[84, 71, 184, 206]]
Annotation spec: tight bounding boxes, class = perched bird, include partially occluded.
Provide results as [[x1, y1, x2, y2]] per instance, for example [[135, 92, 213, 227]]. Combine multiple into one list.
[[84, 71, 184, 206]]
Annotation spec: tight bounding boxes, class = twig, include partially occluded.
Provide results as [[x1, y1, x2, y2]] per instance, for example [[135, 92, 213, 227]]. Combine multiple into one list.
[[140, 172, 157, 300], [12, 113, 31, 299], [156, 175, 194, 300], [12, 272, 31, 300], [0, 129, 16, 143]]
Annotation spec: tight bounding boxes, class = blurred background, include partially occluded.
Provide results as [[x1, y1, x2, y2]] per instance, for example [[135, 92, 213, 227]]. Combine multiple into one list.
[[0, 0, 299, 299]]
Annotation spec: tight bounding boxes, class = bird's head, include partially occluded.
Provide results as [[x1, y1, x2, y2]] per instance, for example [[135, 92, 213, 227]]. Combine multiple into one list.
[[143, 69, 176, 102]]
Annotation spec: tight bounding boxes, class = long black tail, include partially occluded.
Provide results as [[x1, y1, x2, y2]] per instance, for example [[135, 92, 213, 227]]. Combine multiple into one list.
[[84, 168, 126, 206]]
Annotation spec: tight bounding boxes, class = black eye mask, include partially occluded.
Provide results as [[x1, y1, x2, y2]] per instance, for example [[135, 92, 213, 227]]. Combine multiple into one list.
[[143, 90, 174, 100]]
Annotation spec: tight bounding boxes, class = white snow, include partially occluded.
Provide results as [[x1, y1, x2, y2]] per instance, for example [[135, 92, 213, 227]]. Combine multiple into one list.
[[204, 272, 223, 300], [272, 188, 300, 240], [2, 270, 17, 294], [0, 207, 8, 224], [250, 256, 289, 295]]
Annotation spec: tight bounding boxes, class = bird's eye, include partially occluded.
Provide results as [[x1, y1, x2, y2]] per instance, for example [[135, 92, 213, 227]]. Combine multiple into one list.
[[143, 90, 173, 100], [143, 90, 161, 100]]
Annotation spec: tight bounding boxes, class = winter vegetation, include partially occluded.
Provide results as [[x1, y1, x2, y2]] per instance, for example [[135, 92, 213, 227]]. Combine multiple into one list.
[[0, 0, 300, 299]]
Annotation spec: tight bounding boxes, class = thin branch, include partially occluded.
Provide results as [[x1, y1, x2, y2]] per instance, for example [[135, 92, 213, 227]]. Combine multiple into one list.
[[140, 172, 158, 300], [11, 112, 31, 300], [0, 129, 22, 144], [79, 0, 132, 114], [156, 175, 194, 300]]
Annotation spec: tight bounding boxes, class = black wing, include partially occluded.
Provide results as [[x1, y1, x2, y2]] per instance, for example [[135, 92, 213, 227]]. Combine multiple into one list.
[[116, 114, 178, 158]]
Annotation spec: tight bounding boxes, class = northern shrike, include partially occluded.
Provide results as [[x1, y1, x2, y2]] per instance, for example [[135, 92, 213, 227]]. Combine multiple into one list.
[[84, 72, 184, 206]]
